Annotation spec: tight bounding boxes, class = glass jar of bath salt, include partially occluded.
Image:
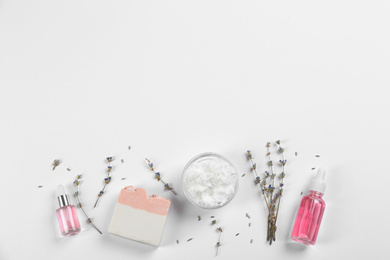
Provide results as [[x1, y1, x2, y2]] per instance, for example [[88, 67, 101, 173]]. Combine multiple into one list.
[[182, 153, 239, 209]]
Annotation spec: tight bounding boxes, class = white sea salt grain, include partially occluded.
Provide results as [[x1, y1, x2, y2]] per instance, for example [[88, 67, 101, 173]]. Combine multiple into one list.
[[183, 154, 238, 208]]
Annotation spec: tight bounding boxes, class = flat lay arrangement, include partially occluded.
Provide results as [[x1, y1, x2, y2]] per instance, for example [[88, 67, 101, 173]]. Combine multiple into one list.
[[52, 141, 328, 256], [2, 1, 389, 260]]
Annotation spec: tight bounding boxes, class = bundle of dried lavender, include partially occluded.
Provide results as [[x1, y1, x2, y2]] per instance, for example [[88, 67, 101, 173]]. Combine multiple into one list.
[[145, 158, 177, 195], [73, 175, 102, 234], [246, 140, 287, 245]]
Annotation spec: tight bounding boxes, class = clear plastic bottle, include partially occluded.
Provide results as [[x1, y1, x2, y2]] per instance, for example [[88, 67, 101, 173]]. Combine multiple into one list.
[[291, 168, 326, 245], [56, 185, 81, 236]]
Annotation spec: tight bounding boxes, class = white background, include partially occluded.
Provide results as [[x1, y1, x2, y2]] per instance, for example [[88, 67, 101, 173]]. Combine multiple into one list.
[[1, 0, 389, 259]]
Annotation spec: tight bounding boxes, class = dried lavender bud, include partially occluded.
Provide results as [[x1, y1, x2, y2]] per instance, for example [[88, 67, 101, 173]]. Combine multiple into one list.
[[246, 150, 253, 160], [52, 159, 60, 170], [252, 163, 256, 170]]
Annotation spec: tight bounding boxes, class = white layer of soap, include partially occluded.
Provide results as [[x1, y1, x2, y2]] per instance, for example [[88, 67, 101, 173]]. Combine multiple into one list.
[[183, 156, 237, 208], [109, 203, 167, 246]]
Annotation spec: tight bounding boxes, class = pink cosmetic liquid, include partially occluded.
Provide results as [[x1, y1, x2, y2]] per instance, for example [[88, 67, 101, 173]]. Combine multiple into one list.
[[56, 185, 81, 236], [291, 168, 326, 245]]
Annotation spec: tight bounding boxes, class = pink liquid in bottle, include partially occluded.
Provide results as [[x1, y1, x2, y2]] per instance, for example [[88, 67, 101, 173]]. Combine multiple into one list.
[[291, 190, 325, 245], [291, 168, 326, 245], [56, 185, 81, 236], [56, 205, 81, 236]]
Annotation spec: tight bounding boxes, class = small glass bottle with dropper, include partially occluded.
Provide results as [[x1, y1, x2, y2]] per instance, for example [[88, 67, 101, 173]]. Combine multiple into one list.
[[56, 185, 81, 236], [291, 168, 326, 245]]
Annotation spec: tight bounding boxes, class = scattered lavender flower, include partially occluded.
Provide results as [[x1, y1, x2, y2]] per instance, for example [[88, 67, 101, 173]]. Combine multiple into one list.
[[52, 159, 60, 170]]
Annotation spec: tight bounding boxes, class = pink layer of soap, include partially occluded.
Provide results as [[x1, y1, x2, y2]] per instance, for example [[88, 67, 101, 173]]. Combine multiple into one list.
[[117, 186, 170, 216]]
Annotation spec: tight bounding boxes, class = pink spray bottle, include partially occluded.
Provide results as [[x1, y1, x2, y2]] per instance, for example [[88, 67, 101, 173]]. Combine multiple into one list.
[[291, 168, 326, 245]]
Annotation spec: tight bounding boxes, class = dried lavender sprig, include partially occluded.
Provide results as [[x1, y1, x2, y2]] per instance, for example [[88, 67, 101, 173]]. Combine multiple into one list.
[[212, 220, 223, 256], [266, 141, 287, 244], [145, 158, 177, 195], [275, 140, 286, 222], [265, 142, 277, 244], [266, 142, 276, 203], [94, 157, 113, 208], [246, 151, 269, 208], [73, 175, 102, 234]]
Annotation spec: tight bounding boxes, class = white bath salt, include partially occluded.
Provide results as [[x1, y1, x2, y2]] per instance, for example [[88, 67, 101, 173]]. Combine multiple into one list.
[[183, 156, 237, 208]]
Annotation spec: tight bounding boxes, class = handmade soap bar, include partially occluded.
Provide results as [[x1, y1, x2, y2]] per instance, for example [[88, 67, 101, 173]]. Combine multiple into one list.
[[108, 186, 170, 246]]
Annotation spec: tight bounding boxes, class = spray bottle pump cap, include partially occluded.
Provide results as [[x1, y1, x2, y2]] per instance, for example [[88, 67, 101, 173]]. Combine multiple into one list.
[[310, 168, 326, 194]]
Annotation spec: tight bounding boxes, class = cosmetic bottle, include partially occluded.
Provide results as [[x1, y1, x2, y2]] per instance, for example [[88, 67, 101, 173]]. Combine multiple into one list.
[[291, 168, 326, 245], [56, 185, 81, 236]]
